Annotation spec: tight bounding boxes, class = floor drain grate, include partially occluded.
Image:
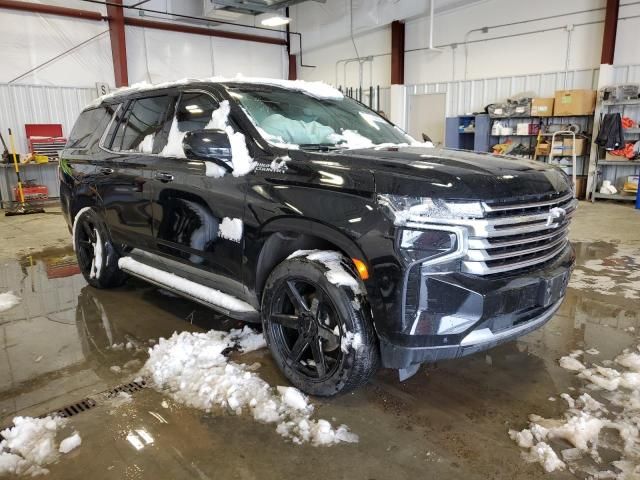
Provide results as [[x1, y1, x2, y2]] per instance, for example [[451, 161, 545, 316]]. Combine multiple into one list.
[[104, 379, 147, 399], [55, 398, 98, 418]]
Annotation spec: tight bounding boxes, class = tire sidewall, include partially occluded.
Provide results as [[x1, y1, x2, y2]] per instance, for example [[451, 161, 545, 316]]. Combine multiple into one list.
[[261, 256, 377, 396], [73, 208, 124, 289]]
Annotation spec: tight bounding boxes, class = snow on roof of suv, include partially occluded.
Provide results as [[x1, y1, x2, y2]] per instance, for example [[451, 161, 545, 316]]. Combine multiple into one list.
[[88, 76, 344, 109]]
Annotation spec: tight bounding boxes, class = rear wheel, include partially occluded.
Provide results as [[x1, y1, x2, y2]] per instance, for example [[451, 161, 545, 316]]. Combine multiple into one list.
[[73, 208, 127, 289], [262, 254, 379, 396]]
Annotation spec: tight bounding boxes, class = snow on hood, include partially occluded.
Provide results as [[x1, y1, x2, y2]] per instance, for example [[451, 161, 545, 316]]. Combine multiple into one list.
[[86, 75, 343, 109]]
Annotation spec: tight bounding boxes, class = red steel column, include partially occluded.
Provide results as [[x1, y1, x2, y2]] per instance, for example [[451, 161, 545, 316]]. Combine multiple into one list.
[[601, 0, 619, 65], [288, 55, 297, 80], [391, 20, 405, 85], [106, 0, 128, 87]]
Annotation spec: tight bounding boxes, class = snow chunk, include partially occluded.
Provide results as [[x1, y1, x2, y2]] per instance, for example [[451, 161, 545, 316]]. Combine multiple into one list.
[[277, 386, 310, 411], [0, 416, 79, 476], [229, 326, 266, 353], [58, 433, 81, 454], [72, 206, 93, 252], [328, 130, 374, 150], [89, 228, 103, 279], [143, 328, 356, 446], [219, 217, 243, 242], [160, 116, 187, 158], [118, 256, 255, 313], [138, 133, 154, 154], [288, 250, 363, 295], [559, 355, 586, 371], [206, 99, 230, 130], [204, 161, 227, 178], [341, 331, 363, 353], [522, 442, 566, 472], [0, 291, 20, 313]]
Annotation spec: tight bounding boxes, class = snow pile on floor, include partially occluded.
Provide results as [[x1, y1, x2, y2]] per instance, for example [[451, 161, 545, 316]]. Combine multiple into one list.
[[0, 291, 20, 313], [288, 250, 363, 295], [510, 346, 640, 477], [142, 328, 357, 446], [569, 245, 640, 299], [0, 416, 81, 476]]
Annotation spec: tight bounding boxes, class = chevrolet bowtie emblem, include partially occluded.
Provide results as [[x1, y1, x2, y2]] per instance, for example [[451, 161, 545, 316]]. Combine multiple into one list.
[[546, 207, 567, 227]]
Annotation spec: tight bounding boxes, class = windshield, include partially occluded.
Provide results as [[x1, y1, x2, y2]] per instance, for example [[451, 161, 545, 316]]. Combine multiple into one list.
[[228, 86, 413, 149]]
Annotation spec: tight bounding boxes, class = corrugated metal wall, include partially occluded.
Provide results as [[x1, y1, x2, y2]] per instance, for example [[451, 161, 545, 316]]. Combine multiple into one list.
[[0, 83, 96, 153], [409, 64, 640, 116]]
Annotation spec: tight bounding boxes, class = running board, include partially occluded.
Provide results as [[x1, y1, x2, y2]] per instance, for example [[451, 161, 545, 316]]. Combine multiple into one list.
[[118, 256, 259, 322]]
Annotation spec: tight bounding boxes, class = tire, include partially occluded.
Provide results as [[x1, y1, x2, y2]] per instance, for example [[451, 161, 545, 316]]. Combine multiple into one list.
[[261, 253, 380, 396], [73, 207, 127, 289]]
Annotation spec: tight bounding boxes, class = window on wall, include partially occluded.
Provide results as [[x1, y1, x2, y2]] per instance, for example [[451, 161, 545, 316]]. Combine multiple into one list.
[[174, 92, 221, 132], [110, 95, 175, 153]]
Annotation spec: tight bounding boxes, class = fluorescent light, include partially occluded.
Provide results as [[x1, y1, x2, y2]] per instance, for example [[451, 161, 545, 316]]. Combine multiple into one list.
[[260, 15, 291, 27]]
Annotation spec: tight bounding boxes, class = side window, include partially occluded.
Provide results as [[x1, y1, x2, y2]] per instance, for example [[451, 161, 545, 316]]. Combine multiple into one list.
[[174, 92, 221, 132], [110, 96, 175, 153], [67, 105, 116, 150]]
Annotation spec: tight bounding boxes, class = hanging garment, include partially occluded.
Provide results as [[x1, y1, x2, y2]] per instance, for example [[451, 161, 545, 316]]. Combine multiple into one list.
[[595, 113, 625, 150]]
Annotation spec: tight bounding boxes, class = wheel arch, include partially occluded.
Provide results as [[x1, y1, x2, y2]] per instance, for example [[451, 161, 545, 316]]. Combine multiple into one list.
[[253, 217, 368, 300]]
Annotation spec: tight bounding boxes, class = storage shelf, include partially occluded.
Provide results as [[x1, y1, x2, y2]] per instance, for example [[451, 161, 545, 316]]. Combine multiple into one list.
[[597, 160, 640, 166], [602, 99, 640, 106], [489, 114, 593, 119], [623, 128, 640, 134], [491, 134, 538, 137], [592, 192, 637, 201]]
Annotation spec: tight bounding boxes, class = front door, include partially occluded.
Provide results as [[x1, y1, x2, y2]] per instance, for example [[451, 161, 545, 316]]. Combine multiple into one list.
[[149, 90, 246, 300], [100, 94, 177, 250]]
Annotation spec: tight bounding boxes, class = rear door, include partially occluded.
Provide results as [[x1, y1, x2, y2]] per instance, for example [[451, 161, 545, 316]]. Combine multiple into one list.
[[149, 89, 247, 300], [100, 94, 177, 250]]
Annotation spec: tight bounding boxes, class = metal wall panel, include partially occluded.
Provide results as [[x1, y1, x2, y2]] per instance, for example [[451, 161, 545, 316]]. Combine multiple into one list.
[[0, 83, 96, 154], [410, 65, 639, 117]]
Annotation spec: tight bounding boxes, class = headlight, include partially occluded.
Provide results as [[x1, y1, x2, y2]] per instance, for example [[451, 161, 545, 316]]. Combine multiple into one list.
[[378, 194, 483, 225], [399, 228, 458, 263]]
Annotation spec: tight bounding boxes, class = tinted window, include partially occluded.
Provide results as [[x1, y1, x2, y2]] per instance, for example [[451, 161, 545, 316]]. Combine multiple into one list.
[[175, 92, 220, 132], [67, 106, 116, 150], [111, 96, 175, 153]]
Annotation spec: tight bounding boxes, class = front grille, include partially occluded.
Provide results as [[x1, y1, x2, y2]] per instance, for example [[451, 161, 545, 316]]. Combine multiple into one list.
[[464, 192, 575, 275], [402, 191, 576, 276]]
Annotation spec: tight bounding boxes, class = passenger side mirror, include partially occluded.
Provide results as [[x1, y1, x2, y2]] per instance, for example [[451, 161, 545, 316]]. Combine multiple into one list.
[[183, 129, 233, 172]]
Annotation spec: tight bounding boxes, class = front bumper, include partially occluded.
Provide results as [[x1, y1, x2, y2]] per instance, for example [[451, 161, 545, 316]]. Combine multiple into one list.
[[378, 243, 574, 368]]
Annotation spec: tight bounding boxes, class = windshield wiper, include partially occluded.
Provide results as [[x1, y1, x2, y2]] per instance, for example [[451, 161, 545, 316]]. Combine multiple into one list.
[[298, 144, 340, 152]]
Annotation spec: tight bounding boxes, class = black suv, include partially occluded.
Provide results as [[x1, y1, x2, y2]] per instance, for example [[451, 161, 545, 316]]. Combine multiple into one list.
[[60, 79, 575, 396]]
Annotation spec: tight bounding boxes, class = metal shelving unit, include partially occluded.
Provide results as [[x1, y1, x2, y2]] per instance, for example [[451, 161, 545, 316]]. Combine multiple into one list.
[[591, 98, 640, 203]]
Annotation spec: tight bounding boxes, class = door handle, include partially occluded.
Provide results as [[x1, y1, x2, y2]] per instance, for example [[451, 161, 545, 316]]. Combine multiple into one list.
[[155, 171, 174, 183], [99, 167, 114, 175]]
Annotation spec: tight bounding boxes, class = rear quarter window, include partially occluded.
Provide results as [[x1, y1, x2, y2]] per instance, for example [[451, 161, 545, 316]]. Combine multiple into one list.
[[66, 105, 117, 151]]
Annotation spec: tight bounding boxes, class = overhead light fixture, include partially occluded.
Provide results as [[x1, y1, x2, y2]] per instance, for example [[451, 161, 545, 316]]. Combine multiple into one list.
[[259, 14, 291, 27]]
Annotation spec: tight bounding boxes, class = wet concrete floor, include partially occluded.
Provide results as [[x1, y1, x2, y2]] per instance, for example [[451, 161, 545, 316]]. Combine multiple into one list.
[[0, 203, 639, 479]]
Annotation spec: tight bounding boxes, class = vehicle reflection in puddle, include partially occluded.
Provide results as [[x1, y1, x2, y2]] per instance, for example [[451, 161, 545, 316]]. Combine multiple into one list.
[[0, 246, 244, 421]]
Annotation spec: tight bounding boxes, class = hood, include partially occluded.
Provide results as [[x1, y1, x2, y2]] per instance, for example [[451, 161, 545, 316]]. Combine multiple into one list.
[[315, 146, 572, 201]]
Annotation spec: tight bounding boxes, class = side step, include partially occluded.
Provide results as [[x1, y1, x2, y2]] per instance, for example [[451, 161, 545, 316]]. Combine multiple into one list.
[[118, 256, 259, 322]]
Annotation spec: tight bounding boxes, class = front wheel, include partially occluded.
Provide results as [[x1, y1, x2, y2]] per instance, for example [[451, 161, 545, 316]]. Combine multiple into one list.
[[261, 253, 379, 396], [73, 207, 127, 289]]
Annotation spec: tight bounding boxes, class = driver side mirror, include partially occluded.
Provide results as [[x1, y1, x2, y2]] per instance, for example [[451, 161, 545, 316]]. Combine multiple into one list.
[[183, 129, 233, 172]]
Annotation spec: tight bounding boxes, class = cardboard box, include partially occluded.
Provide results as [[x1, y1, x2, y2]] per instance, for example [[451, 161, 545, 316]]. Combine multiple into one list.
[[554, 90, 596, 116], [516, 123, 530, 135], [605, 152, 627, 161], [531, 98, 554, 117], [551, 141, 565, 155], [562, 138, 587, 156], [535, 142, 551, 156]]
